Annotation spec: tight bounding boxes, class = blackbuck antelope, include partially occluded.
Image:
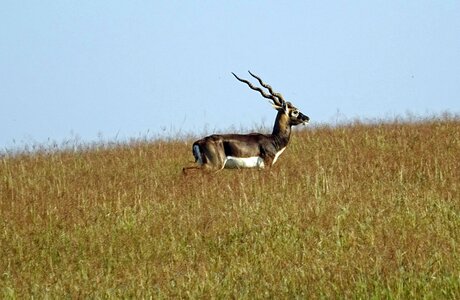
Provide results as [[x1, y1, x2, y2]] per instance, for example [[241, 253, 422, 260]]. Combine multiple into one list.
[[183, 71, 309, 172]]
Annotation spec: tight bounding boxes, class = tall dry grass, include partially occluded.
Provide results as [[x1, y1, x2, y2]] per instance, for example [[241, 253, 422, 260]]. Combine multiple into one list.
[[1, 116, 459, 298]]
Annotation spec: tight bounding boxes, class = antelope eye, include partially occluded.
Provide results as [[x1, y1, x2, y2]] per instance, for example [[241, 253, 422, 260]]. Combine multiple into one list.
[[292, 110, 299, 116]]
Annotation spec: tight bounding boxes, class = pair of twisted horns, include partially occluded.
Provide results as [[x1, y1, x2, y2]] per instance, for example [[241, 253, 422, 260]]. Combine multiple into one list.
[[232, 71, 286, 109]]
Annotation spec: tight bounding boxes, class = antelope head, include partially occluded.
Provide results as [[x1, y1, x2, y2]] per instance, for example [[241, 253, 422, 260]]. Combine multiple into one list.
[[232, 71, 310, 127]]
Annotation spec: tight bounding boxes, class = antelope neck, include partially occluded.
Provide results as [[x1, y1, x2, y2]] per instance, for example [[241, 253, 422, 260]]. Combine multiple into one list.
[[271, 112, 291, 151]]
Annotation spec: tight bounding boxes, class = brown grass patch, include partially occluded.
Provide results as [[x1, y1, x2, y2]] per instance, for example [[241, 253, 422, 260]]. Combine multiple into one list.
[[1, 116, 459, 298]]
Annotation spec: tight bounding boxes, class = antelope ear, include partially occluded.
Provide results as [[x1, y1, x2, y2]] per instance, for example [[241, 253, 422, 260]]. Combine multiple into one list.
[[272, 104, 283, 110], [282, 101, 289, 115]]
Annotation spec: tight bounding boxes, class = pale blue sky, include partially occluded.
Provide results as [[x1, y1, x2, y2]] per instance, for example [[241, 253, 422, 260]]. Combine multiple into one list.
[[1, 1, 459, 149]]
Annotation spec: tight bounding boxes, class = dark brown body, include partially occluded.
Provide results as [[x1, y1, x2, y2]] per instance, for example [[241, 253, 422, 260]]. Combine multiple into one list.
[[193, 132, 285, 169]]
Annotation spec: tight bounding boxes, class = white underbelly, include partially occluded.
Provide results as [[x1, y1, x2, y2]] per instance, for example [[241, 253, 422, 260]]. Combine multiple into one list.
[[224, 156, 265, 169]]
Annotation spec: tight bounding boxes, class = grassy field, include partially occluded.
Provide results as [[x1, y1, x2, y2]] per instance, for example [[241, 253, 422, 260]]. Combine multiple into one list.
[[1, 116, 459, 298]]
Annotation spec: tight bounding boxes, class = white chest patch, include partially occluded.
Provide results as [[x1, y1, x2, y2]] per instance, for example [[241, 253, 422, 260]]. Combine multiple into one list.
[[224, 156, 265, 169], [272, 147, 286, 165]]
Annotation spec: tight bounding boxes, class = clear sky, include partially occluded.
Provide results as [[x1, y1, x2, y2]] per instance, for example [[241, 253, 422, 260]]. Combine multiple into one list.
[[1, 1, 459, 149]]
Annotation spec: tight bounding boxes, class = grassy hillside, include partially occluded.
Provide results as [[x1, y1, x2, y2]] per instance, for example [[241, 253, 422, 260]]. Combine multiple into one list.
[[1, 116, 459, 298]]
